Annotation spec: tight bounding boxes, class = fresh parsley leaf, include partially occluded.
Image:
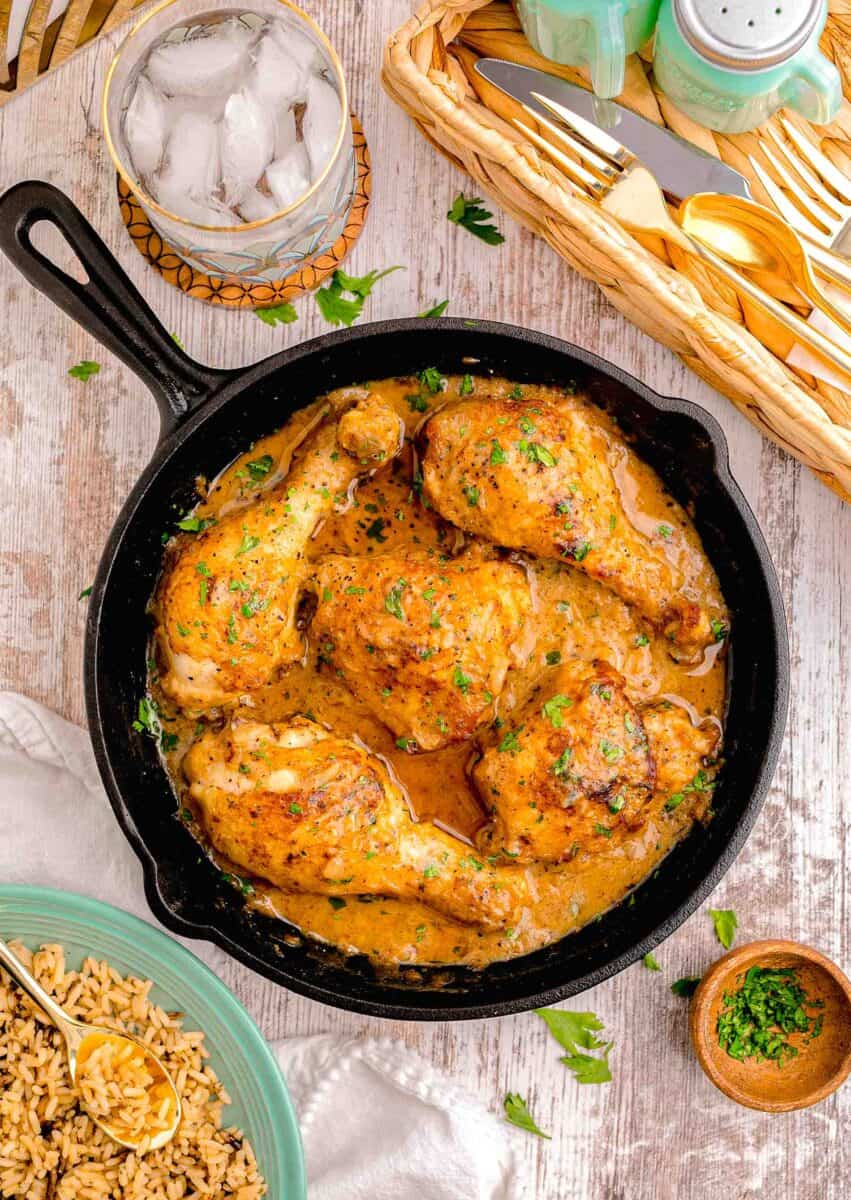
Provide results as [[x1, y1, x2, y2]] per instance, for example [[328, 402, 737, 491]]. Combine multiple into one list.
[[498, 727, 523, 755], [711, 618, 729, 642], [68, 360, 100, 382], [545, 650, 561, 666], [171, 332, 185, 349], [384, 578, 407, 621], [246, 454, 274, 480], [447, 193, 505, 244], [328, 896, 347, 911], [315, 266, 403, 327], [366, 517, 388, 542], [709, 908, 738, 950], [560, 1046, 613, 1085], [599, 738, 623, 763], [460, 373, 474, 395], [552, 747, 573, 778], [571, 542, 592, 562], [489, 439, 507, 465], [176, 515, 214, 533], [235, 532, 261, 556], [524, 442, 557, 467], [671, 975, 701, 998], [418, 299, 449, 318], [541, 694, 573, 729], [463, 483, 480, 507], [634, 633, 650, 647], [453, 664, 472, 694], [643, 952, 661, 972], [503, 1093, 550, 1139], [78, 585, 92, 600], [418, 367, 446, 394], [256, 302, 298, 327], [657, 523, 673, 539], [535, 1008, 605, 1054]]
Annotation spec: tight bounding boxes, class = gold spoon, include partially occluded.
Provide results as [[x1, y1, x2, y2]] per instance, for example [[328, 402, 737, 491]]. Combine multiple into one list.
[[0, 937, 181, 1152], [679, 193, 851, 341]]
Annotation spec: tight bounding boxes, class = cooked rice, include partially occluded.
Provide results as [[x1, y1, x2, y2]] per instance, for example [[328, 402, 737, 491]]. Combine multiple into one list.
[[0, 942, 267, 1199], [75, 1033, 177, 1146]]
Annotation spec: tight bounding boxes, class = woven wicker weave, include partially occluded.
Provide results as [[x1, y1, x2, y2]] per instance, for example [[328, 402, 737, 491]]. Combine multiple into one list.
[[383, 0, 851, 502]]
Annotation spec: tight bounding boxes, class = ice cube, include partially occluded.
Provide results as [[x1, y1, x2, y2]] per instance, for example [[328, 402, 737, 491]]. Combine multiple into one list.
[[220, 88, 275, 205], [146, 21, 256, 98], [125, 74, 166, 179], [250, 22, 311, 108], [303, 73, 342, 180], [265, 143, 311, 210], [164, 91, 228, 122], [238, 187, 279, 223], [154, 112, 223, 222], [273, 105, 297, 160], [154, 174, 236, 226]]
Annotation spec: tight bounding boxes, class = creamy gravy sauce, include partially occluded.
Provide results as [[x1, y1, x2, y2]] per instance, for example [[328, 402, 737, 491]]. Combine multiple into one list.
[[155, 375, 727, 969]]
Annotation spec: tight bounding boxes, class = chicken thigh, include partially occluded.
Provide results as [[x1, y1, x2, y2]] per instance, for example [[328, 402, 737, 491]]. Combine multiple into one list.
[[642, 702, 719, 811], [421, 396, 716, 653], [156, 398, 404, 711], [310, 551, 531, 749], [184, 717, 532, 930], [474, 659, 655, 863]]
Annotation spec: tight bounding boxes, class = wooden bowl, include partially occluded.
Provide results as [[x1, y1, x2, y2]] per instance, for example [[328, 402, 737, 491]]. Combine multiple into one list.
[[690, 940, 851, 1111]]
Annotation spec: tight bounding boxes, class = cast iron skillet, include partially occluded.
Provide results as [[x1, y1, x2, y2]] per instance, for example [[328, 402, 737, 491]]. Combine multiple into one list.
[[0, 181, 789, 1020]]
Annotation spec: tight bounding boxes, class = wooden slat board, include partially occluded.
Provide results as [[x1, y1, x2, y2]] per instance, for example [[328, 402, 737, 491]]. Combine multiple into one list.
[[0, 3, 848, 1196]]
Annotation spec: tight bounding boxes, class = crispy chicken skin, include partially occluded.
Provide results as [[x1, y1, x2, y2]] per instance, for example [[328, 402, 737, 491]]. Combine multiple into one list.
[[474, 659, 655, 864], [421, 396, 714, 652], [642, 702, 719, 805], [184, 717, 532, 931], [156, 398, 404, 711], [309, 551, 531, 749]]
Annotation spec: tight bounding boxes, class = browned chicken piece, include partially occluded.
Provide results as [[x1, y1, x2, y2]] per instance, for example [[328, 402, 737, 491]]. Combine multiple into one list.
[[641, 702, 720, 809], [156, 398, 404, 711], [421, 396, 714, 653], [184, 717, 532, 931], [309, 552, 531, 750], [473, 659, 655, 864]]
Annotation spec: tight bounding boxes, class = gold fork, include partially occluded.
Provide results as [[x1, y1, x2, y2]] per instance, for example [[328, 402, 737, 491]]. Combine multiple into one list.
[[750, 117, 851, 288], [514, 93, 851, 390]]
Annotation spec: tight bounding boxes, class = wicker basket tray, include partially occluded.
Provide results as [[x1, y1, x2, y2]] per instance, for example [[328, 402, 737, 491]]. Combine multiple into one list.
[[383, 0, 851, 502]]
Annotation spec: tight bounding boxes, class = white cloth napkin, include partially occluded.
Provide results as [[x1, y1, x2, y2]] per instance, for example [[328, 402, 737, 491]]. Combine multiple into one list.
[[0, 691, 524, 1200]]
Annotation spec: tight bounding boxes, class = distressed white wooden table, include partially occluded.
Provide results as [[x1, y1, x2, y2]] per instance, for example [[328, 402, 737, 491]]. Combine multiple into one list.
[[1, 4, 849, 1197]]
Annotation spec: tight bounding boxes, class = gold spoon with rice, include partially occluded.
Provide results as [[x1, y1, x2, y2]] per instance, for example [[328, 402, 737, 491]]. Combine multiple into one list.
[[0, 937, 181, 1152]]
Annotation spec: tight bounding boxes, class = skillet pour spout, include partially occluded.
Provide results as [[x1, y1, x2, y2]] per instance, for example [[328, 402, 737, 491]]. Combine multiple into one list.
[[0, 180, 789, 1020]]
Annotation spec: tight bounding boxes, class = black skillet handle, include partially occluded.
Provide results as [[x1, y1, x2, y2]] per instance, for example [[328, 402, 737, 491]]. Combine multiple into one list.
[[0, 180, 238, 438]]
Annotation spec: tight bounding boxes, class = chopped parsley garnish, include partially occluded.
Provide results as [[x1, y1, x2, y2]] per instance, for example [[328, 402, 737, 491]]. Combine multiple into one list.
[[552, 747, 573, 778], [657, 523, 673, 539], [68, 360, 100, 382], [78, 585, 92, 600], [463, 483, 480, 507], [536, 1008, 613, 1085], [418, 366, 446, 393], [460, 373, 474, 395], [594, 823, 613, 838], [418, 299, 449, 318], [545, 650, 561, 666], [643, 952, 661, 972], [542, 694, 573, 729], [366, 517, 388, 542], [405, 392, 429, 413], [396, 736, 415, 751], [571, 542, 592, 562], [716, 965, 824, 1065], [328, 896, 347, 911], [522, 441, 557, 467], [245, 454, 275, 480], [498, 727, 524, 755], [235, 531, 261, 556], [489, 439, 507, 465], [634, 633, 650, 648], [712, 618, 729, 642], [509, 385, 524, 400], [289, 802, 302, 815], [671, 976, 701, 998], [315, 265, 403, 327], [176, 515, 214, 533], [453, 664, 472, 694], [256, 302, 297, 327], [447, 193, 505, 245], [664, 768, 714, 812], [608, 793, 626, 814], [503, 1093, 550, 1139], [423, 864, 440, 878], [517, 414, 536, 435], [384, 578, 407, 620], [709, 908, 738, 950], [599, 738, 623, 763], [345, 585, 366, 596]]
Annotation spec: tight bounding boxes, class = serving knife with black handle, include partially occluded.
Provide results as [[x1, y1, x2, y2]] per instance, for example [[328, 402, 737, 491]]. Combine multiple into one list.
[[475, 58, 752, 202]]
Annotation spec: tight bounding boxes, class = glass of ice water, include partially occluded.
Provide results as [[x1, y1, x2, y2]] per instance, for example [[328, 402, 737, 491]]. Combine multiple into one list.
[[102, 0, 354, 284]]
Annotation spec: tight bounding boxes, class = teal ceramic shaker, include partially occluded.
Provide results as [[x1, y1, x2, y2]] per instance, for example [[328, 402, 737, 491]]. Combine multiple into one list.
[[652, 0, 841, 133], [513, 0, 662, 99]]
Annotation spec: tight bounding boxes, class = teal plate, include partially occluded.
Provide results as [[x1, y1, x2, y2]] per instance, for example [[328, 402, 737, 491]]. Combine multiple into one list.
[[0, 885, 306, 1200]]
